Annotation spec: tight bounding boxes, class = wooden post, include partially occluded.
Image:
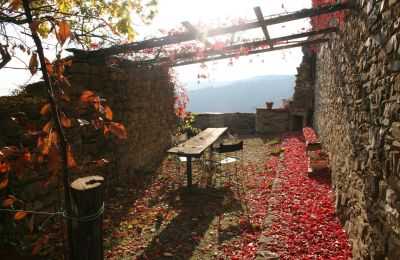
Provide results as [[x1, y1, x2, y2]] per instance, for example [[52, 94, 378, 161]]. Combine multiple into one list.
[[186, 156, 192, 187], [70, 176, 104, 260]]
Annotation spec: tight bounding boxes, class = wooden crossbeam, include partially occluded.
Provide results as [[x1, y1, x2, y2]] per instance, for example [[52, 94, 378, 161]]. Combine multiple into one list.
[[67, 3, 348, 58], [181, 21, 212, 47], [170, 38, 328, 67], [254, 6, 273, 48], [139, 27, 337, 66]]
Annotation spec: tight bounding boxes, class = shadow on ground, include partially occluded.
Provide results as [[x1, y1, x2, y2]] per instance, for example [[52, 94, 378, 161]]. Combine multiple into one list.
[[137, 186, 241, 259]]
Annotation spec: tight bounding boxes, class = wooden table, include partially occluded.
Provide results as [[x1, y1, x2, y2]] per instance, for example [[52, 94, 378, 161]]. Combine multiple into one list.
[[167, 127, 228, 187]]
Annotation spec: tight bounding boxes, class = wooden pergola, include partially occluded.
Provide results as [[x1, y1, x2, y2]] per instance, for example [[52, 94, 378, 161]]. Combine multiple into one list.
[[67, 3, 350, 66]]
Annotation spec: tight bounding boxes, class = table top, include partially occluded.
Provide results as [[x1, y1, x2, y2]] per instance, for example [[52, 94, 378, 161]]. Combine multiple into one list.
[[167, 127, 228, 157]]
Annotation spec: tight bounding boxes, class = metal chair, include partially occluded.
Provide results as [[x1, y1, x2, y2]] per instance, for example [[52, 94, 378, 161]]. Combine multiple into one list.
[[211, 140, 244, 175]]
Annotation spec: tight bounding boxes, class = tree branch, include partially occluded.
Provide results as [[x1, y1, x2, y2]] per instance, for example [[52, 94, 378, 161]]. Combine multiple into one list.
[[21, 1, 75, 259]]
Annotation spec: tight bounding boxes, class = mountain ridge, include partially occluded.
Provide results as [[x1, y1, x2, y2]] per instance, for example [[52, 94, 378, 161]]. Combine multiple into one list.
[[186, 75, 295, 113]]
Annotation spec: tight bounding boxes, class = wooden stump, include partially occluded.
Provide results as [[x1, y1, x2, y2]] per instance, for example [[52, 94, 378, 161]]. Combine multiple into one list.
[[70, 176, 104, 260]]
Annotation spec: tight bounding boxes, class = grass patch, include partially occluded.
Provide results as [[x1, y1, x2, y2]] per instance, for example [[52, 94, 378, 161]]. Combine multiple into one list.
[[267, 137, 281, 145], [270, 147, 284, 156]]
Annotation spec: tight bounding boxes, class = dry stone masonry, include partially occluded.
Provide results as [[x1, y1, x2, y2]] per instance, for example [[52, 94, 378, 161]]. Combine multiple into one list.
[[0, 57, 175, 213], [312, 0, 400, 258]]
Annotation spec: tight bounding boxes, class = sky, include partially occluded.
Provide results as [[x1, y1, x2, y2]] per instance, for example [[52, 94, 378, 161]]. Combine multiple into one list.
[[0, 0, 311, 96]]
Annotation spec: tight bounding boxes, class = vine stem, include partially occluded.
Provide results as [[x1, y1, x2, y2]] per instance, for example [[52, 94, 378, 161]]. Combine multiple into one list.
[[21, 1, 75, 259]]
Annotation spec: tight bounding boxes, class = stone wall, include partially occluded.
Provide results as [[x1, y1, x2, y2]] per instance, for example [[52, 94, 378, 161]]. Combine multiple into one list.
[[0, 58, 175, 212], [255, 108, 290, 134], [313, 0, 400, 258], [192, 113, 255, 135]]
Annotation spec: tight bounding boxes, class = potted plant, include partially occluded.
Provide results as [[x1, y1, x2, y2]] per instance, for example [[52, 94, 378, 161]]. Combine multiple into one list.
[[266, 102, 274, 109]]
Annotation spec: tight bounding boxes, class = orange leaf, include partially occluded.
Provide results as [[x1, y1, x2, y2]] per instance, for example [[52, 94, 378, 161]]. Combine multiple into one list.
[[60, 112, 72, 128], [29, 20, 41, 35], [58, 19, 72, 46], [60, 95, 70, 102], [40, 103, 51, 115], [37, 137, 51, 155], [104, 106, 113, 120], [28, 53, 39, 75], [2, 195, 16, 207], [13, 211, 27, 221], [0, 176, 9, 189], [103, 124, 110, 137], [9, 0, 21, 12], [28, 214, 35, 233], [14, 154, 25, 179], [109, 122, 127, 139], [44, 57, 53, 75], [49, 131, 58, 145], [24, 150, 32, 162], [0, 163, 11, 173], [67, 146, 77, 168], [80, 91, 94, 102], [43, 121, 52, 132]]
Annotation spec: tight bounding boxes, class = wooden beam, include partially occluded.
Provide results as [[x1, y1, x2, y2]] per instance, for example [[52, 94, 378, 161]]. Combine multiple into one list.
[[140, 28, 337, 65], [254, 6, 273, 48], [67, 3, 348, 58], [181, 21, 212, 47], [170, 39, 328, 67]]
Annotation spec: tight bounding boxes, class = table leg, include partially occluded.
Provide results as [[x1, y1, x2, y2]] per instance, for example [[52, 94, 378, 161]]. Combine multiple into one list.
[[186, 156, 192, 187]]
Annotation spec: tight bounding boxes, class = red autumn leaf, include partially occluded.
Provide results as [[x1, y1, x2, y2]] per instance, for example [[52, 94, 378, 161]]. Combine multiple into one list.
[[28, 53, 39, 75], [60, 112, 72, 128], [80, 91, 94, 102], [104, 106, 113, 120], [44, 57, 53, 75], [0, 163, 11, 173], [0, 176, 8, 189], [2, 195, 17, 207], [13, 211, 27, 221], [40, 103, 51, 115], [9, 0, 21, 12], [58, 19, 72, 46], [108, 122, 127, 139]]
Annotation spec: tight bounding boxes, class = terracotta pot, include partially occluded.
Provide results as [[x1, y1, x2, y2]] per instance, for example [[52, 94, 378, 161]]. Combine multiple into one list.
[[266, 102, 274, 109]]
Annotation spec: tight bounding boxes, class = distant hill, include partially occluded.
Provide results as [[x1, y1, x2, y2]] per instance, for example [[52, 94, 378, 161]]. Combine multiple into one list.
[[186, 75, 295, 113]]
